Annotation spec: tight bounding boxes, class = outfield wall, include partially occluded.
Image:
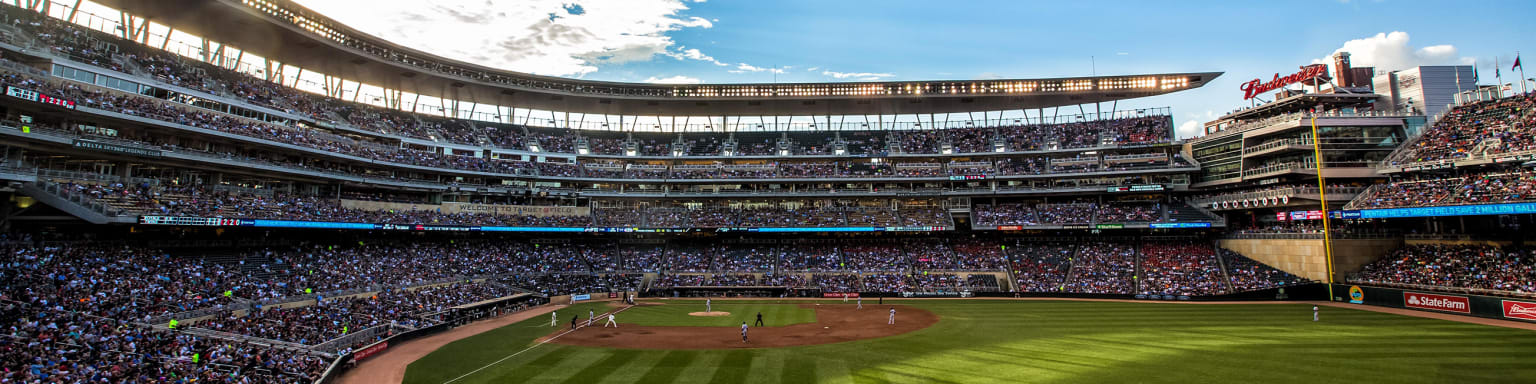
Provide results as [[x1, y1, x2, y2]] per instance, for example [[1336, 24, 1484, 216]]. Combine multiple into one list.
[[1219, 238, 1402, 282], [1334, 284, 1536, 324]]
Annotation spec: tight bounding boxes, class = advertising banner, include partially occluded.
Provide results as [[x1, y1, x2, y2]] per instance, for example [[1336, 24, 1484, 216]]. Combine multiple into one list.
[[1501, 300, 1536, 321], [822, 292, 859, 298], [1403, 292, 1471, 313], [349, 341, 388, 363]]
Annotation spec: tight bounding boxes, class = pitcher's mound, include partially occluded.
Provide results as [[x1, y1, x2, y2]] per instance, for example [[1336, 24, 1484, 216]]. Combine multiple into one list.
[[688, 311, 731, 317]]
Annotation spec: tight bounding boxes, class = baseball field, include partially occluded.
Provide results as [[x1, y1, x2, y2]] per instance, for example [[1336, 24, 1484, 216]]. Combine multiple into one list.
[[401, 299, 1536, 384]]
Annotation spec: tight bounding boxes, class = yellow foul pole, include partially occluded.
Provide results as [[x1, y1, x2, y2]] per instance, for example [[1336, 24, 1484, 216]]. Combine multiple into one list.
[[1309, 116, 1337, 301]]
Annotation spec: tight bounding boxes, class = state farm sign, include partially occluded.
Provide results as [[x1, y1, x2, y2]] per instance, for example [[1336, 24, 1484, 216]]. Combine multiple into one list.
[[1502, 300, 1536, 321], [1240, 64, 1329, 99], [1403, 292, 1470, 313]]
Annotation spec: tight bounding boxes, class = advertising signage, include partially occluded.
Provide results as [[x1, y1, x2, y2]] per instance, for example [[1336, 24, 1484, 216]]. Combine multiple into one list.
[[136, 216, 950, 233], [1241, 64, 1328, 99], [1403, 292, 1471, 313], [1502, 300, 1536, 321], [1106, 184, 1166, 193], [6, 86, 76, 109], [1354, 202, 1536, 219]]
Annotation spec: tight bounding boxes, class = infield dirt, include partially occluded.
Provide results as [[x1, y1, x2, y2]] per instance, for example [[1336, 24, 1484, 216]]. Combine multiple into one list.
[[547, 303, 937, 349]]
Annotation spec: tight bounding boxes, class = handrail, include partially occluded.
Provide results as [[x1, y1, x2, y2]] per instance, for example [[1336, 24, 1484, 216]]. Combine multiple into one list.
[[1344, 280, 1536, 299]]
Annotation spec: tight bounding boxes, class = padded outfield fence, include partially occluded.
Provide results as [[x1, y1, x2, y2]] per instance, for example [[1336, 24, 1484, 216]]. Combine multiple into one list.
[[1333, 284, 1536, 324]]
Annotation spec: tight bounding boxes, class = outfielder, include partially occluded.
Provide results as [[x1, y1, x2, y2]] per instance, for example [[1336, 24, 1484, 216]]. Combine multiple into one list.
[[857, 297, 863, 309], [605, 313, 618, 327], [551, 310, 557, 327], [1313, 306, 1319, 322], [888, 307, 896, 325], [741, 322, 749, 343], [707, 298, 712, 313]]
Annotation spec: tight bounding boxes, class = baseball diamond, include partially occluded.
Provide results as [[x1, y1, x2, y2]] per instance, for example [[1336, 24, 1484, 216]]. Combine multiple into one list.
[[376, 299, 1536, 384]]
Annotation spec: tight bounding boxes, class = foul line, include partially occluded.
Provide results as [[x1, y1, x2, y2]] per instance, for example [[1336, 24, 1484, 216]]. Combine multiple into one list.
[[441, 305, 635, 384]]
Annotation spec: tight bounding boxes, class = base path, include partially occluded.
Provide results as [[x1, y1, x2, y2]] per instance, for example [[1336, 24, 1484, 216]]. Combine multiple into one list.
[[332, 304, 566, 384], [550, 304, 937, 349]]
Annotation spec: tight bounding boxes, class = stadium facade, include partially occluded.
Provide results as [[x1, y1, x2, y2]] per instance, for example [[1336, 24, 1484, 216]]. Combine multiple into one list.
[[2, 2, 1536, 381]]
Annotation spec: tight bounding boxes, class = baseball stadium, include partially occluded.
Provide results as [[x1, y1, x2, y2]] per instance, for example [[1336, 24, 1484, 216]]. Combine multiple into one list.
[[1, 0, 1535, 383]]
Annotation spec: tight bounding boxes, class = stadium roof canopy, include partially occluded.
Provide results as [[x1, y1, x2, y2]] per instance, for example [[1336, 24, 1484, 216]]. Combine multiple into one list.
[[96, 0, 1220, 116]]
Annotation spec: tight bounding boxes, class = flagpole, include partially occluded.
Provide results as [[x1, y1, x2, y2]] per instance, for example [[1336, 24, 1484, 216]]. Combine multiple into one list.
[[1519, 52, 1528, 95], [1497, 56, 1505, 97]]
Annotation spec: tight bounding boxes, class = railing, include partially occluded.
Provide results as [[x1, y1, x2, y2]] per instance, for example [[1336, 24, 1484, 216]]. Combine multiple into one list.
[[34, 179, 126, 217], [1196, 110, 1416, 143], [1240, 162, 1311, 178], [1343, 280, 1536, 300], [1222, 231, 1398, 240], [36, 168, 161, 187], [1191, 185, 1365, 207], [1341, 184, 1383, 210], [311, 323, 412, 353], [1383, 147, 1536, 171], [1242, 138, 1311, 155]]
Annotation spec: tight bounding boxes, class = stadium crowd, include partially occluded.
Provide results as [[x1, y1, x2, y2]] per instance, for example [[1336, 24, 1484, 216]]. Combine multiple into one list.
[[1350, 244, 1536, 295]]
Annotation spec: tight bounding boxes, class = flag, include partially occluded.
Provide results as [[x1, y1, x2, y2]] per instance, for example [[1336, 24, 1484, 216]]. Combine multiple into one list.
[[1514, 55, 1523, 70]]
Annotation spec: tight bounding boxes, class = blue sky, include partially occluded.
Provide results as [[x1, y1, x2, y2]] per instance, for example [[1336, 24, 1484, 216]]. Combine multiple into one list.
[[296, 0, 1536, 138]]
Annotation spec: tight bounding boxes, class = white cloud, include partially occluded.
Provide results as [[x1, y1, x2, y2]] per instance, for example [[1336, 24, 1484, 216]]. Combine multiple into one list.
[[733, 63, 785, 74], [666, 47, 728, 66], [1176, 110, 1216, 140], [822, 70, 895, 81], [1313, 31, 1468, 72], [294, 0, 716, 77], [644, 75, 702, 84], [1176, 120, 1204, 140]]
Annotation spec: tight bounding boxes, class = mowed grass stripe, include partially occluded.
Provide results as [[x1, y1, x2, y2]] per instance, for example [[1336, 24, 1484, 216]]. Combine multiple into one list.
[[705, 350, 755, 384], [410, 300, 1536, 384], [516, 346, 613, 383], [780, 354, 816, 383], [633, 350, 697, 383], [556, 349, 643, 384]]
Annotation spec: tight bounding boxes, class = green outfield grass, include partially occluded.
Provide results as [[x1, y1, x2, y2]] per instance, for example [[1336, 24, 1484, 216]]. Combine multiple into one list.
[[403, 300, 1536, 384]]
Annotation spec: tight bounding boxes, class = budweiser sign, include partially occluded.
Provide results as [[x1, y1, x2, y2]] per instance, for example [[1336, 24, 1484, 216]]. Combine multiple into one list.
[[1403, 292, 1470, 313], [1502, 300, 1536, 321], [1240, 64, 1329, 99], [350, 341, 389, 363]]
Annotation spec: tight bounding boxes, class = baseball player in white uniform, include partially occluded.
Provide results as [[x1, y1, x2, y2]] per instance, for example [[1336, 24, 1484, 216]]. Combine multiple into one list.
[[605, 313, 618, 327], [1312, 306, 1319, 322], [857, 297, 863, 309], [741, 322, 749, 343], [588, 310, 594, 326], [888, 307, 896, 325], [551, 310, 557, 327], [707, 298, 712, 313]]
